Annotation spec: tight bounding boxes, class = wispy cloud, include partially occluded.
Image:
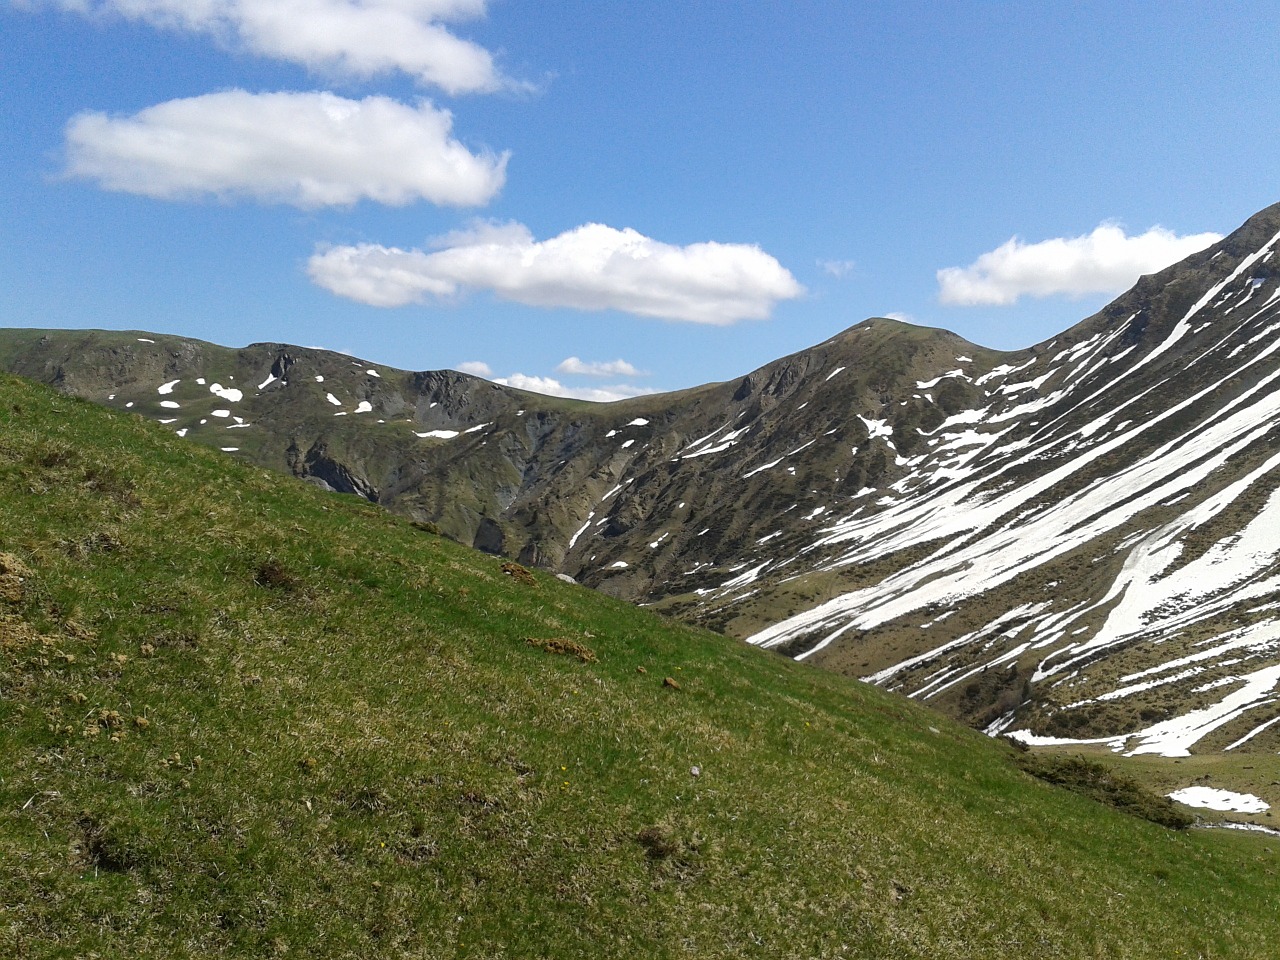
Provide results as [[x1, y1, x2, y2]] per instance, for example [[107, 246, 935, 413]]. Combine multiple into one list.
[[455, 360, 493, 377], [817, 258, 856, 278], [309, 220, 804, 324], [882, 311, 914, 323], [31, 0, 514, 94], [555, 356, 643, 378], [495, 373, 657, 403], [937, 223, 1222, 306], [64, 91, 508, 208]]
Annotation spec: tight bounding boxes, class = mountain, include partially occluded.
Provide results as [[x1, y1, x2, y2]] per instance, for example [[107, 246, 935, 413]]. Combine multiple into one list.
[[2, 370, 1277, 959], [6, 202, 1280, 762]]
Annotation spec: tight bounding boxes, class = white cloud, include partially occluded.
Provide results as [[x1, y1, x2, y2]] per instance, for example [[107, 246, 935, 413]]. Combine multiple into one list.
[[937, 223, 1222, 306], [882, 312, 914, 323], [308, 221, 804, 324], [555, 356, 643, 378], [32, 0, 510, 94], [494, 373, 657, 404], [455, 360, 493, 377], [818, 258, 856, 278], [63, 90, 507, 208]]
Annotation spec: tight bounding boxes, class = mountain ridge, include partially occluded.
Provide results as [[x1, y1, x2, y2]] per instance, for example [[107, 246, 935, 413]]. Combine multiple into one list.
[[6, 200, 1280, 760]]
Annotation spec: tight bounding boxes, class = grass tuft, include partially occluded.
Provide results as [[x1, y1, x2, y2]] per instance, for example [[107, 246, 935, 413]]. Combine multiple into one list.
[[524, 636, 598, 662]]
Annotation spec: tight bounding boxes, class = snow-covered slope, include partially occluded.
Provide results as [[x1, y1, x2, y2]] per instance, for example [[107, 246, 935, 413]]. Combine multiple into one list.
[[735, 206, 1280, 756]]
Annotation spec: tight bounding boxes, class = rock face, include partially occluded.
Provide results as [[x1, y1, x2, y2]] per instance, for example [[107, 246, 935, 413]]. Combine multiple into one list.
[[6, 200, 1280, 756]]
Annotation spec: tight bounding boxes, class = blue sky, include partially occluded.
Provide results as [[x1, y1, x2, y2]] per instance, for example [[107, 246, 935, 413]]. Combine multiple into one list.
[[3, 1, 1277, 400]]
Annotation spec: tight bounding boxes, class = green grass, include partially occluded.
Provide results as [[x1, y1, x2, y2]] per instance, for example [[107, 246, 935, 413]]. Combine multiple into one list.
[[2, 372, 1279, 959]]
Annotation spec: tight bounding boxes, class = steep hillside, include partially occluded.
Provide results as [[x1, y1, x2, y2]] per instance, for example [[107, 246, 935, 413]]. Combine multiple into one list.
[[3, 372, 1280, 958], [741, 203, 1280, 755], [7, 202, 1280, 760]]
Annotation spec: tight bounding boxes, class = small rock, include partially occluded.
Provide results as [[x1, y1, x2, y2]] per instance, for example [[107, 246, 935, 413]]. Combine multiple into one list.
[[636, 666, 647, 674], [663, 676, 681, 690], [690, 766, 701, 777]]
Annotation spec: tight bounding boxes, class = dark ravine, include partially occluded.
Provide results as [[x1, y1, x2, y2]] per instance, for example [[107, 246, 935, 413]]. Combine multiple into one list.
[[6, 200, 1280, 756]]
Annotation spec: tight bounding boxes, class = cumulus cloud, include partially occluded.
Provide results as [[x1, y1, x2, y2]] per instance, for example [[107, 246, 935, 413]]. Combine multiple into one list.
[[308, 220, 804, 324], [937, 223, 1222, 306], [494, 373, 657, 404], [882, 311, 914, 323], [555, 356, 643, 378], [63, 90, 507, 208], [31, 0, 509, 94], [454, 360, 493, 377]]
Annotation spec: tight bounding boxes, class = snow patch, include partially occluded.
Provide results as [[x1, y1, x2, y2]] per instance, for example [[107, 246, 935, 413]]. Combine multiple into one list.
[[1168, 787, 1269, 813]]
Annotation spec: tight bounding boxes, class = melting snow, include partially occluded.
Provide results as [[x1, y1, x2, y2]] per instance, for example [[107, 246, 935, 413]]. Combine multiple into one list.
[[258, 374, 276, 389], [743, 457, 784, 479], [916, 370, 967, 389], [681, 426, 750, 459], [627, 418, 650, 426], [159, 400, 180, 409], [569, 512, 596, 550], [326, 393, 342, 406], [1167, 787, 1269, 813], [210, 383, 243, 403], [720, 560, 771, 590], [857, 416, 893, 439], [355, 401, 373, 414], [157, 380, 180, 394], [415, 430, 459, 440]]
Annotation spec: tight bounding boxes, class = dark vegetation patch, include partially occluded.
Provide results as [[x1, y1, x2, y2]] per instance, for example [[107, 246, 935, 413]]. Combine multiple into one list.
[[253, 559, 302, 592], [1015, 753, 1194, 830]]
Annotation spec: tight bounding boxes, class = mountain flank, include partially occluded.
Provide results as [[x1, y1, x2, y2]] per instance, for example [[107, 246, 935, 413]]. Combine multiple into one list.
[[6, 202, 1280, 764]]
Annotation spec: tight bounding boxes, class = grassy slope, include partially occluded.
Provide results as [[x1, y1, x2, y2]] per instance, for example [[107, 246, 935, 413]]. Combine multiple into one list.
[[1, 372, 1278, 960]]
